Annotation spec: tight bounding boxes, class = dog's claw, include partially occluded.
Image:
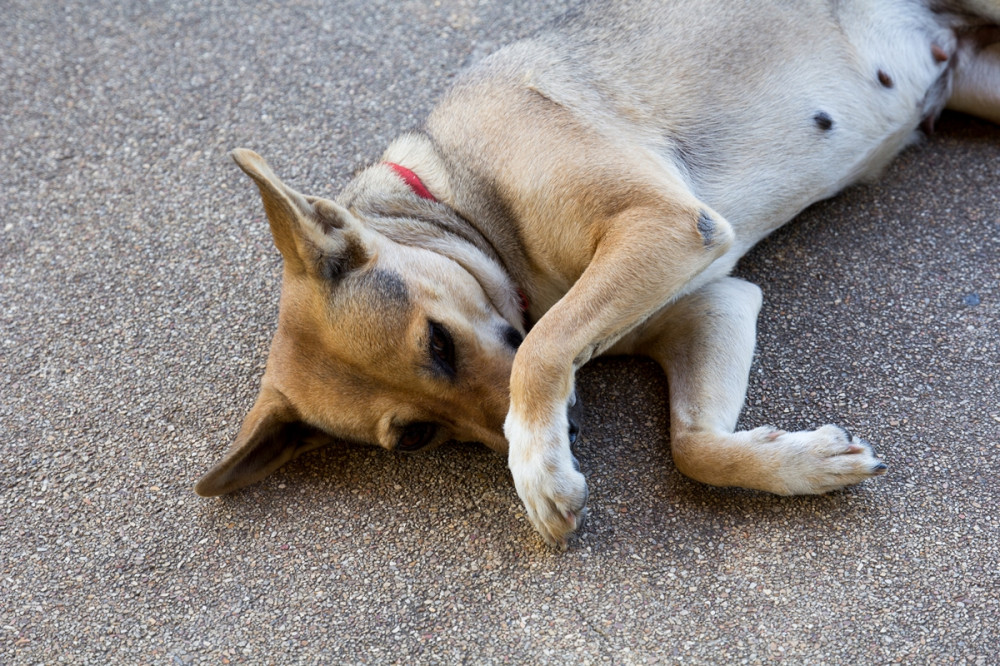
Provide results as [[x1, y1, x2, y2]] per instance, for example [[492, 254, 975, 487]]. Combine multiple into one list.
[[872, 462, 888, 475]]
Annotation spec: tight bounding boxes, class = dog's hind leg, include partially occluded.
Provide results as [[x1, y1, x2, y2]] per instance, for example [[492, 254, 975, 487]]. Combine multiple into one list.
[[948, 33, 1000, 124], [635, 277, 887, 496]]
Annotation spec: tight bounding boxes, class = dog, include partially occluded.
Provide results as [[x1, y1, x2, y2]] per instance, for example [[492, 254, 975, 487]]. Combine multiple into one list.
[[196, 0, 1000, 548]]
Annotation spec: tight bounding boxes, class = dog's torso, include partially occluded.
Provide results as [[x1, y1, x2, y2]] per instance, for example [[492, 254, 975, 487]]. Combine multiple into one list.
[[201, 0, 997, 545], [370, 0, 957, 313]]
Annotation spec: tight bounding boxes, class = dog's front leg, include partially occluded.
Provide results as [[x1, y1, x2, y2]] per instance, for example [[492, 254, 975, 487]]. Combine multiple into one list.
[[505, 205, 733, 547], [635, 277, 888, 495]]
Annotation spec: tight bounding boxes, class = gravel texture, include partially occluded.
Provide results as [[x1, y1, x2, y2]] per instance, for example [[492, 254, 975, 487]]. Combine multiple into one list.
[[2, 1, 998, 664]]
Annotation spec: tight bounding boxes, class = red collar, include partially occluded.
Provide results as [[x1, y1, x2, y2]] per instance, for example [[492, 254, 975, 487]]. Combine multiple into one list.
[[385, 162, 437, 202]]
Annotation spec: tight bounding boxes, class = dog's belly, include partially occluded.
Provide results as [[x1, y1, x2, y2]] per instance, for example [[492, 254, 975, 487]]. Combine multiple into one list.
[[528, 0, 954, 246], [432, 0, 958, 305], [669, 0, 956, 254]]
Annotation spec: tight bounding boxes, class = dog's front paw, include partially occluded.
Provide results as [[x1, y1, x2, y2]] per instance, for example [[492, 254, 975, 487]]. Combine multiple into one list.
[[505, 412, 589, 549], [759, 424, 887, 495]]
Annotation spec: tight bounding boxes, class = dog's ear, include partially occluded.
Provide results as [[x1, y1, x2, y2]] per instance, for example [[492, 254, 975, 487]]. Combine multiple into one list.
[[194, 386, 328, 497], [230, 148, 368, 278]]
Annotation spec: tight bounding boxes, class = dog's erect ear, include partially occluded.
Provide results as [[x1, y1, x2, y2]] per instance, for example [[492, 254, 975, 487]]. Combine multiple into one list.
[[194, 387, 328, 497], [230, 148, 368, 277]]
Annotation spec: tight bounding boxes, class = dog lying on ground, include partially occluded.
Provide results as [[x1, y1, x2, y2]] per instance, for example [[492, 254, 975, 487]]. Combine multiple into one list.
[[196, 0, 1000, 548]]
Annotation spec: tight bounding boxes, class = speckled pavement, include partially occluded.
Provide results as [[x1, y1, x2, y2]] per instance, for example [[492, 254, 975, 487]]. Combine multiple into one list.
[[2, 1, 998, 663]]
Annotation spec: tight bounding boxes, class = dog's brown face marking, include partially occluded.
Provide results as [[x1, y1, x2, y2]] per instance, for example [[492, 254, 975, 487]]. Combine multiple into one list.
[[335, 267, 411, 321], [277, 239, 517, 455]]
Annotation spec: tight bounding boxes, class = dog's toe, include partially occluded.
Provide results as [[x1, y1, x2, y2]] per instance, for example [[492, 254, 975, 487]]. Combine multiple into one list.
[[765, 424, 887, 495], [506, 410, 590, 548], [511, 458, 589, 549]]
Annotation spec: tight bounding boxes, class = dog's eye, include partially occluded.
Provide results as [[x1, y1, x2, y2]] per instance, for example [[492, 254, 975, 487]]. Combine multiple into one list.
[[428, 321, 456, 376], [397, 422, 437, 452]]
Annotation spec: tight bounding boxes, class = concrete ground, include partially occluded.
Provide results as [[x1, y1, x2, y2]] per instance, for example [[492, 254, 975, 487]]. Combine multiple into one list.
[[2, 0, 998, 663]]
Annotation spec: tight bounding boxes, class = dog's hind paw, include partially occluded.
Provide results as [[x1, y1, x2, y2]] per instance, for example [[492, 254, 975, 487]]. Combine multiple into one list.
[[755, 424, 887, 495], [506, 413, 589, 549]]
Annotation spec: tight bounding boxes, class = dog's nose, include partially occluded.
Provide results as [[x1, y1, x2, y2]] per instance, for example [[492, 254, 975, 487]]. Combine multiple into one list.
[[567, 392, 584, 445]]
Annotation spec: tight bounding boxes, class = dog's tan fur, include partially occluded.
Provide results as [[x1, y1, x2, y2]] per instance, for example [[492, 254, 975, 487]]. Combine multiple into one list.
[[197, 0, 1000, 547]]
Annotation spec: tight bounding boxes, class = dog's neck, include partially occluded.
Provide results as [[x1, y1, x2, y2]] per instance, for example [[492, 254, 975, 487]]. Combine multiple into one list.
[[339, 140, 530, 330], [378, 133, 533, 286], [384, 160, 533, 323]]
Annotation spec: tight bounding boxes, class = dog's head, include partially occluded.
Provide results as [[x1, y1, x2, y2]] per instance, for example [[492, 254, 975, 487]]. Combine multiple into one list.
[[195, 150, 525, 496]]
